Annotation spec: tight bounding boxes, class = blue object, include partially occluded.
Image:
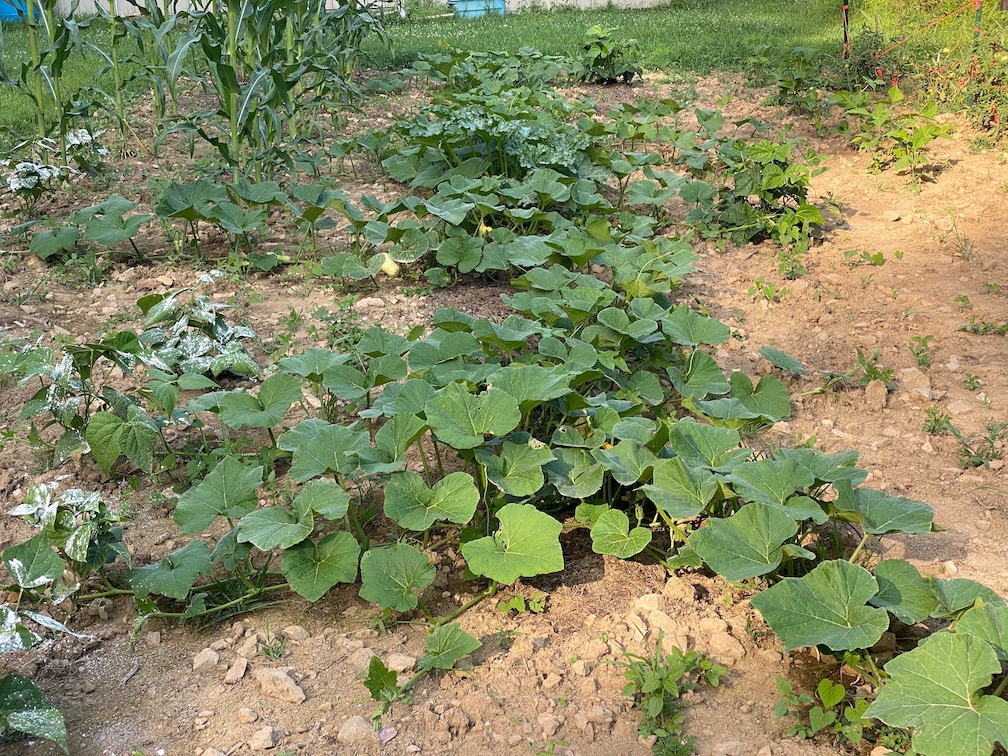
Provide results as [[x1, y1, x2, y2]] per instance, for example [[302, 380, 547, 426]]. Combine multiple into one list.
[[449, 0, 504, 19], [0, 0, 27, 22]]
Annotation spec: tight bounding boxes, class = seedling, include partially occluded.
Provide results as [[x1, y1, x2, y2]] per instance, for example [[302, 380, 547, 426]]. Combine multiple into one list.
[[748, 277, 789, 303], [954, 295, 972, 312], [939, 216, 977, 261], [953, 421, 1008, 469], [613, 631, 725, 752], [982, 282, 1001, 294], [907, 335, 933, 368], [960, 318, 1008, 336], [843, 249, 885, 266], [963, 374, 982, 391], [774, 677, 871, 745], [260, 623, 287, 660], [499, 590, 548, 615], [922, 406, 954, 436]]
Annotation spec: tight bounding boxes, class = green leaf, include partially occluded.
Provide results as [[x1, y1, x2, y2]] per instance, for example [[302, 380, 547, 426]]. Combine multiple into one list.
[[643, 457, 718, 519], [869, 559, 939, 625], [128, 539, 213, 600], [383, 471, 479, 531], [751, 560, 890, 652], [84, 411, 124, 477], [364, 656, 399, 704], [759, 346, 806, 375], [592, 440, 657, 486], [544, 447, 605, 499], [425, 383, 521, 450], [278, 348, 350, 383], [436, 235, 483, 274], [282, 532, 360, 602], [491, 364, 571, 412], [461, 503, 564, 585], [477, 438, 555, 497], [236, 505, 313, 551], [420, 622, 482, 671], [359, 543, 435, 611], [688, 502, 799, 581], [278, 419, 368, 482], [590, 509, 652, 558], [3, 533, 63, 590], [930, 578, 1007, 618], [818, 679, 846, 709], [0, 674, 68, 752], [668, 350, 729, 400], [958, 603, 1008, 661], [30, 225, 79, 260], [662, 305, 730, 346], [726, 460, 815, 507], [833, 485, 935, 536], [865, 632, 1008, 756], [667, 418, 750, 470], [294, 480, 350, 521], [322, 365, 371, 400], [218, 374, 302, 429], [729, 372, 791, 421], [173, 456, 262, 533]]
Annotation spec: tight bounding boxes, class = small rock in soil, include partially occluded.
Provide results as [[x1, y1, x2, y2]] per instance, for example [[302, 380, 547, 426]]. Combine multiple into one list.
[[580, 638, 609, 661], [337, 715, 376, 745], [386, 653, 417, 673], [224, 657, 248, 685], [192, 648, 220, 672], [347, 646, 375, 672], [237, 635, 260, 658], [706, 632, 746, 666], [146, 631, 161, 647], [282, 625, 310, 642], [864, 379, 888, 411], [249, 726, 276, 751], [253, 668, 306, 704], [711, 741, 749, 756], [237, 707, 259, 723], [898, 367, 932, 399], [537, 713, 560, 738]]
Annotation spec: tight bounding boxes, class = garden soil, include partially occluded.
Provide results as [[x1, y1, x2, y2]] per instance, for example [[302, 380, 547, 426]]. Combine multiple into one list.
[[1, 73, 1006, 756]]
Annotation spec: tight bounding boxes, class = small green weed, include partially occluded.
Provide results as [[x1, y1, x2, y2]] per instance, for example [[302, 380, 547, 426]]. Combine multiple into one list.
[[939, 216, 977, 262], [777, 243, 808, 280], [963, 374, 982, 391], [855, 348, 894, 389], [614, 632, 725, 753], [954, 421, 1008, 470], [954, 294, 971, 312], [959, 318, 1008, 336], [982, 282, 1001, 294], [499, 590, 547, 615], [748, 277, 789, 302], [843, 248, 885, 266], [774, 677, 871, 745], [260, 624, 287, 660], [922, 406, 954, 436], [906, 335, 933, 367]]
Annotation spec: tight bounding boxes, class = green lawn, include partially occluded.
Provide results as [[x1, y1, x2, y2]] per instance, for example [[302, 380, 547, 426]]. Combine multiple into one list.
[[372, 0, 842, 73]]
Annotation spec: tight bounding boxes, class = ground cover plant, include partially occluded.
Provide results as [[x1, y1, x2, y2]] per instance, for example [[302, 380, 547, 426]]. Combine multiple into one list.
[[1, 2, 1008, 754]]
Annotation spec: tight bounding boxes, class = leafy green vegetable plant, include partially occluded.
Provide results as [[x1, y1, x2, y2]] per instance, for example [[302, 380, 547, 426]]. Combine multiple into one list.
[[579, 26, 641, 85]]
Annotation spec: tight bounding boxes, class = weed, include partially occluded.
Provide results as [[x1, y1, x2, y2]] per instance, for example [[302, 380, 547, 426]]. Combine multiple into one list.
[[963, 374, 982, 391], [499, 590, 547, 615], [954, 421, 1008, 469], [777, 243, 808, 280], [954, 294, 971, 312], [922, 406, 954, 436], [843, 248, 885, 266], [260, 623, 287, 660], [854, 348, 894, 389], [774, 677, 871, 746], [906, 335, 933, 367], [614, 631, 725, 752], [939, 216, 977, 261], [982, 282, 1001, 294], [959, 318, 1008, 336], [748, 277, 789, 303], [579, 26, 641, 84]]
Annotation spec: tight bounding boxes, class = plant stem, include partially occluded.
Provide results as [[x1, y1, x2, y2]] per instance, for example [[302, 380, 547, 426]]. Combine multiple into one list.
[[433, 580, 498, 627]]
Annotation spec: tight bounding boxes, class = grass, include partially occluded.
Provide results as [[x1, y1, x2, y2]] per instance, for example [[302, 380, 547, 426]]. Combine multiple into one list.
[[370, 0, 841, 73], [0, 17, 145, 150]]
